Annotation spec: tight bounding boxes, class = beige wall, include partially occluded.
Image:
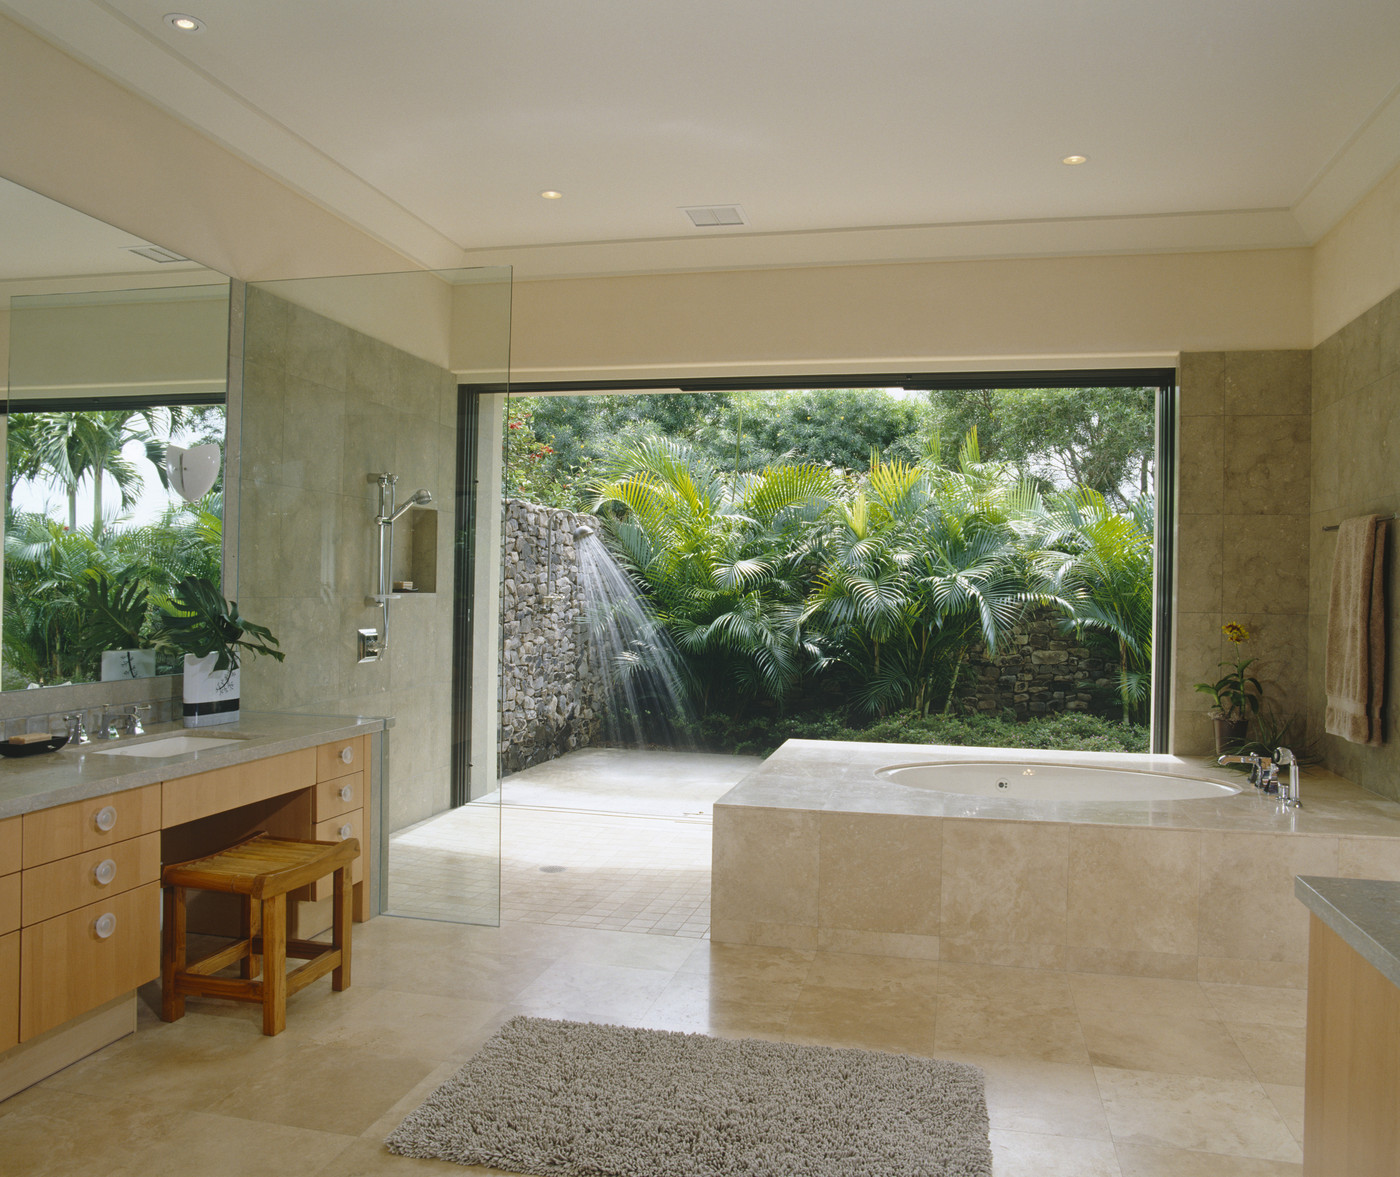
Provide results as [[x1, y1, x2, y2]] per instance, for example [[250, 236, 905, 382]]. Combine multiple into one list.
[[507, 249, 1312, 382], [235, 285, 459, 831], [1313, 159, 1400, 345]]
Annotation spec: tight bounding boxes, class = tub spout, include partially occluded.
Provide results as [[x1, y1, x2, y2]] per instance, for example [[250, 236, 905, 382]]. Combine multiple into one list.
[[1274, 746, 1301, 808], [1218, 752, 1273, 790]]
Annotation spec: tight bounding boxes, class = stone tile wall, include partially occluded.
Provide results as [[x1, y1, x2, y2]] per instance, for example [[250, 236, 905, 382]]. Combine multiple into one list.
[[1173, 351, 1311, 756], [236, 285, 458, 832], [712, 803, 1400, 987], [1308, 285, 1400, 798]]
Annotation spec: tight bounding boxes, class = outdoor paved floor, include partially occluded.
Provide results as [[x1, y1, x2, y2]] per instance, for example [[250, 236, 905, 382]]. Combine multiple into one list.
[[385, 749, 762, 932]]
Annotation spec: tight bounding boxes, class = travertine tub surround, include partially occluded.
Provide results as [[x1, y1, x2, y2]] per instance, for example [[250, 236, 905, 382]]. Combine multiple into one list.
[[711, 739, 1400, 987]]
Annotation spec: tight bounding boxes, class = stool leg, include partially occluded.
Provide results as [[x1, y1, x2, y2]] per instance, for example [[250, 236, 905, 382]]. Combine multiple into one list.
[[161, 884, 186, 1023], [242, 897, 262, 980], [332, 864, 352, 992], [261, 893, 287, 1036]]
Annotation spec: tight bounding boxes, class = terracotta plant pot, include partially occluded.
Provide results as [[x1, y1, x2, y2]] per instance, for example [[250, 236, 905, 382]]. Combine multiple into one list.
[[1213, 717, 1248, 756]]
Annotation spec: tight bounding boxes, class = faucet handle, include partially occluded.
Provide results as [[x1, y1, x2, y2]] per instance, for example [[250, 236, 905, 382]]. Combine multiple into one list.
[[63, 713, 89, 745], [127, 705, 150, 736]]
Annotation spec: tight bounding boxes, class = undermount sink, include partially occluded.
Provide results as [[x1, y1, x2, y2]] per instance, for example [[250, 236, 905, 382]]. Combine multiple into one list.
[[92, 734, 245, 758]]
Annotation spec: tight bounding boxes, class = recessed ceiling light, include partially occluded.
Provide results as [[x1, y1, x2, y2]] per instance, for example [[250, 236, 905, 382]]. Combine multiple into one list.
[[1061, 154, 1089, 166], [539, 190, 563, 200], [164, 13, 205, 32]]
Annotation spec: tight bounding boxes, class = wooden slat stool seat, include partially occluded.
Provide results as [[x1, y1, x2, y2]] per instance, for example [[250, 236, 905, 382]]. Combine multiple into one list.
[[161, 832, 359, 1036]]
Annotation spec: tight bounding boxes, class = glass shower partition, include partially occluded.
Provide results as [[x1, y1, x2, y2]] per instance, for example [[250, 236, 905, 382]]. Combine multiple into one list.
[[238, 266, 510, 926]]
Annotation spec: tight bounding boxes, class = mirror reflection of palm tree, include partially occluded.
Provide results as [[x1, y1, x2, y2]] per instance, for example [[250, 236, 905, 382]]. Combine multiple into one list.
[[16, 407, 192, 535]]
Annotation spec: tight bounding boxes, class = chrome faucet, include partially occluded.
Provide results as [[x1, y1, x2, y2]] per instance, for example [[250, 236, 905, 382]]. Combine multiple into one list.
[[63, 713, 89, 745], [1217, 751, 1272, 789], [1274, 746, 1301, 808], [97, 705, 150, 740]]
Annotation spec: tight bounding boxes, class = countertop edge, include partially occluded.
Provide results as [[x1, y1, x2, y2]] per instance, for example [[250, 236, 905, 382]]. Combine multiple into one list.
[[1295, 875, 1400, 989], [0, 712, 389, 821]]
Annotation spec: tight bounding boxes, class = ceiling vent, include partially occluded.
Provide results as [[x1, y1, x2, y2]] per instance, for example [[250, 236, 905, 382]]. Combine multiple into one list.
[[126, 245, 189, 263], [682, 204, 747, 228]]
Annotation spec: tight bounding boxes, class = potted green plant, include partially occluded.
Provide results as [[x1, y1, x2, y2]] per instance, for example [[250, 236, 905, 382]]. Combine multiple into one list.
[[81, 569, 157, 681], [150, 575, 283, 727], [1194, 621, 1262, 754]]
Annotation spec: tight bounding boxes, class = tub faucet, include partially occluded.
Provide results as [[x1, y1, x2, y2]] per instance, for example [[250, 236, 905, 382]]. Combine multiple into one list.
[[1218, 751, 1272, 789], [1274, 746, 1301, 808]]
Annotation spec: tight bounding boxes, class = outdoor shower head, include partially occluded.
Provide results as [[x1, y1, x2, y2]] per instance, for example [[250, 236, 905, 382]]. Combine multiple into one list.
[[573, 524, 595, 539], [387, 488, 433, 523]]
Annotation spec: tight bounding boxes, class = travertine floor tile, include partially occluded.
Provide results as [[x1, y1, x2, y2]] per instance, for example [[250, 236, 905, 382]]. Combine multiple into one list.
[[1096, 1067, 1302, 1162], [1261, 1083, 1305, 1147], [1079, 1009, 1255, 1079], [989, 1129, 1122, 1176], [783, 984, 939, 1055], [934, 996, 1090, 1064], [1227, 1023, 1306, 1086], [937, 961, 1077, 1015], [1070, 973, 1217, 1021], [1114, 1142, 1303, 1176], [979, 1057, 1112, 1140], [1201, 983, 1307, 1028]]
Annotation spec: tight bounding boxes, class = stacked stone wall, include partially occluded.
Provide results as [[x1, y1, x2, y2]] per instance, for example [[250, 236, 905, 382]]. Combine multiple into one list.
[[956, 608, 1125, 720], [498, 500, 604, 773]]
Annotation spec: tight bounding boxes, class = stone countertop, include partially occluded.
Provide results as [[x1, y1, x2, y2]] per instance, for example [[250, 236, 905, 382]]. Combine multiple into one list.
[[0, 712, 390, 821], [1296, 875, 1400, 988], [714, 738, 1400, 838]]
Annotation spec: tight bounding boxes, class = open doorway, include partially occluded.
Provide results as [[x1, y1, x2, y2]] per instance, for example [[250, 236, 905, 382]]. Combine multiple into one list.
[[431, 370, 1172, 935]]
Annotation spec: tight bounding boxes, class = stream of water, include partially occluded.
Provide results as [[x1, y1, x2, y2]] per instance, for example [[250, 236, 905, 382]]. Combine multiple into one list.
[[576, 532, 695, 748]]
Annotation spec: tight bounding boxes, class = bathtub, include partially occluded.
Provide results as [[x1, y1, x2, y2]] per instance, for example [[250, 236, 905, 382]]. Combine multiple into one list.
[[877, 760, 1240, 802], [711, 739, 1400, 986]]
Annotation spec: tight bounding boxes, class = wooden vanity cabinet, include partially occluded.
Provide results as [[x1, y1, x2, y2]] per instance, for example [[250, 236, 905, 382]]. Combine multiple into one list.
[[309, 737, 369, 918], [1, 816, 19, 1053], [18, 785, 163, 1041]]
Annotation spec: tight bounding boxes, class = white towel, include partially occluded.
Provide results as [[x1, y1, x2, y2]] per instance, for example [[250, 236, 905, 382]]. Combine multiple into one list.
[[1324, 514, 1387, 745]]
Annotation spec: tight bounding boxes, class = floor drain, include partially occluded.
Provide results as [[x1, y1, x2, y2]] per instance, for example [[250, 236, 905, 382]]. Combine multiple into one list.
[[539, 865, 566, 873]]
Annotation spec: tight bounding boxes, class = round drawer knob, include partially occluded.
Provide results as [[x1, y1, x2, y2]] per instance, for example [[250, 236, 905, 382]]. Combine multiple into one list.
[[93, 806, 117, 833], [93, 912, 117, 940], [93, 858, 118, 886], [338, 784, 354, 803], [339, 746, 354, 765], [338, 823, 353, 840]]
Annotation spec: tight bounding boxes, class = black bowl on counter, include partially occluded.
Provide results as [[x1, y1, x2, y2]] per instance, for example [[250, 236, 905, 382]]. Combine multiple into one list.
[[0, 733, 70, 758]]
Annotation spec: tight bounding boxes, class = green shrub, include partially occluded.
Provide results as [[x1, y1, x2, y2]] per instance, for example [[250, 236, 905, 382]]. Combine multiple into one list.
[[674, 707, 1148, 758]]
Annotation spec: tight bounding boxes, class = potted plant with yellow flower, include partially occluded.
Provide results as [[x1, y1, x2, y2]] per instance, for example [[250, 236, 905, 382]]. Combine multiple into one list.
[[1195, 621, 1262, 754]]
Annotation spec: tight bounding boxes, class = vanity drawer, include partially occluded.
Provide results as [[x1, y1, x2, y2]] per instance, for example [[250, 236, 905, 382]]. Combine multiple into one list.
[[0, 815, 19, 873], [21, 832, 160, 927], [317, 736, 367, 782], [162, 747, 315, 827], [0, 873, 18, 937], [310, 810, 363, 898], [22, 785, 161, 869], [313, 771, 364, 821], [0, 930, 17, 1054], [20, 882, 160, 1042]]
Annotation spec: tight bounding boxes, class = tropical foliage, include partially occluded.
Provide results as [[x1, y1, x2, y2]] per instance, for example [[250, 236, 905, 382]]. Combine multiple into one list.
[[583, 428, 1156, 726], [2, 406, 224, 690]]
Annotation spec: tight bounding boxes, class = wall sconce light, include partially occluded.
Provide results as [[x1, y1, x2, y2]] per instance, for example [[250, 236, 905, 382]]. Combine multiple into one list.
[[165, 443, 221, 502]]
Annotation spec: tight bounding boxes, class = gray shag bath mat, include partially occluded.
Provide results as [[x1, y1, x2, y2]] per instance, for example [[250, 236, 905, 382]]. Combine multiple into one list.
[[385, 1015, 991, 1176]]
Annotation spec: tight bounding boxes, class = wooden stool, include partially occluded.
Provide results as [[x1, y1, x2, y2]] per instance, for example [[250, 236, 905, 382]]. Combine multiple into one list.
[[161, 832, 359, 1036]]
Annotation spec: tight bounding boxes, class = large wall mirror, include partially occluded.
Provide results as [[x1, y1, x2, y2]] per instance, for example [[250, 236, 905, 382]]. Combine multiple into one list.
[[1, 176, 231, 695]]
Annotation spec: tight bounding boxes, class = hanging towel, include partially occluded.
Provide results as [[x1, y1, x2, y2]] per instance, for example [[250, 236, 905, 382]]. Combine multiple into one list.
[[1325, 514, 1387, 744]]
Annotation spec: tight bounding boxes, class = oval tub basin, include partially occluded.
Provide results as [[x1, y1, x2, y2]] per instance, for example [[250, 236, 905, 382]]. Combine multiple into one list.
[[877, 761, 1241, 802]]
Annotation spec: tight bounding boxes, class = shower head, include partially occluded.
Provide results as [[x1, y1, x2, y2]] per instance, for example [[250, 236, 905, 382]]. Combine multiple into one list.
[[387, 488, 433, 523], [573, 524, 595, 539]]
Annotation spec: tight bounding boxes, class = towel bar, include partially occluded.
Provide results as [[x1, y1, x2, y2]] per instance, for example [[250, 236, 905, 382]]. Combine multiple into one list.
[[1323, 516, 1394, 532]]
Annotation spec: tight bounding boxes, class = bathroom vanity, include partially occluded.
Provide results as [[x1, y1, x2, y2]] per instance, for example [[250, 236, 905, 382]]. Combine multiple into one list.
[[1295, 875, 1400, 1177], [0, 713, 386, 1101]]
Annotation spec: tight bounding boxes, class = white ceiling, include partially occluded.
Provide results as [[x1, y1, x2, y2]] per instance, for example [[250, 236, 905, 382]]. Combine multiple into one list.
[[4, 0, 1400, 277]]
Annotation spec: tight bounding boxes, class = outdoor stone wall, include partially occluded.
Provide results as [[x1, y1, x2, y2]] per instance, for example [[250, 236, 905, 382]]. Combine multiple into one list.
[[499, 499, 604, 772], [956, 607, 1124, 720]]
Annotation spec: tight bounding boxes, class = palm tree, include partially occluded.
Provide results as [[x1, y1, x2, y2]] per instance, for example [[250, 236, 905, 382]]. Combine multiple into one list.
[[19, 407, 190, 535], [1028, 488, 1155, 723], [590, 438, 835, 709]]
